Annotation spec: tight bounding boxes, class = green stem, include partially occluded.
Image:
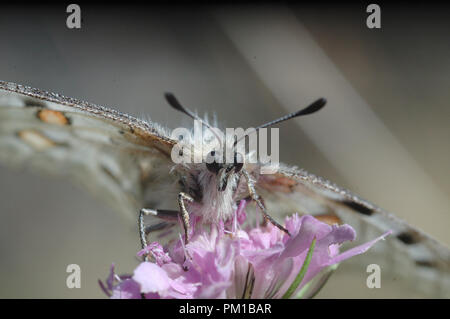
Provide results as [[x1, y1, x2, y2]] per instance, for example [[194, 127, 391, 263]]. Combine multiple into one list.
[[282, 237, 316, 299]]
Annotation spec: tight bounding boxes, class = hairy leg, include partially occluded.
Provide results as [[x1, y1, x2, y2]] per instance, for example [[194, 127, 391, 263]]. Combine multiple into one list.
[[242, 169, 291, 236]]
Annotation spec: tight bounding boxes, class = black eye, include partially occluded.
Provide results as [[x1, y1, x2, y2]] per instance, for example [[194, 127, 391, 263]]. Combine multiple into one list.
[[233, 152, 244, 172], [206, 150, 222, 174]]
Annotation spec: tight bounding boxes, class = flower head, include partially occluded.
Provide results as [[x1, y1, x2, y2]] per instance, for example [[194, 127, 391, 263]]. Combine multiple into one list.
[[101, 200, 390, 299]]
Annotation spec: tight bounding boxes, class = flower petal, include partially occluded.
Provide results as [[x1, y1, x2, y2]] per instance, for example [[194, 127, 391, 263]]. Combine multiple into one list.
[[282, 215, 331, 258], [111, 279, 141, 299], [325, 230, 392, 266], [133, 262, 171, 294]]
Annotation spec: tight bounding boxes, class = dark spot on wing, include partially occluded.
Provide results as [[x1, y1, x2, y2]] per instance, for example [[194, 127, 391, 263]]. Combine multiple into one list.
[[415, 260, 436, 268], [24, 98, 46, 108], [341, 200, 374, 216], [396, 231, 421, 245]]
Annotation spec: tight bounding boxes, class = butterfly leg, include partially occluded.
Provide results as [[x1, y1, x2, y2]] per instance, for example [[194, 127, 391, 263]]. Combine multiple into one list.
[[138, 208, 179, 262], [242, 170, 291, 236], [253, 194, 290, 236], [138, 192, 193, 262], [178, 192, 194, 244]]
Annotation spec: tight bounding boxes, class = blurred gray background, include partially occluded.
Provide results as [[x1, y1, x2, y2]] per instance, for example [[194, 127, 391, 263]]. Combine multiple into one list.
[[0, 4, 449, 298]]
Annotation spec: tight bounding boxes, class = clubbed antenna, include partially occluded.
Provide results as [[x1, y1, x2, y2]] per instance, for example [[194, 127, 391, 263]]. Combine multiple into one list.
[[233, 98, 326, 147]]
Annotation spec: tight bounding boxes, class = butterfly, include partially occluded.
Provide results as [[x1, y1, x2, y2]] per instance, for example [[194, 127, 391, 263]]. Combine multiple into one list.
[[0, 80, 449, 298]]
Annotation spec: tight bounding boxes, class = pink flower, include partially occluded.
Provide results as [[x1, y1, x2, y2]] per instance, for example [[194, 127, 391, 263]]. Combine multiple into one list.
[[100, 200, 390, 299], [98, 264, 141, 299]]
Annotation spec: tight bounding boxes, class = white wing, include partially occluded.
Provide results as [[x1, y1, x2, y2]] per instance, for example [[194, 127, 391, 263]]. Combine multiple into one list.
[[0, 81, 178, 221]]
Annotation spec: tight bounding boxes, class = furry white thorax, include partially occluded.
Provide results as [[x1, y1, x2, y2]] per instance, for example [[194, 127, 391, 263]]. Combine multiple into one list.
[[170, 123, 257, 223]]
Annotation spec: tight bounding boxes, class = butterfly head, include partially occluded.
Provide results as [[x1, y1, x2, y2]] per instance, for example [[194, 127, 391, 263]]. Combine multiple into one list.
[[205, 149, 244, 191], [165, 92, 326, 193]]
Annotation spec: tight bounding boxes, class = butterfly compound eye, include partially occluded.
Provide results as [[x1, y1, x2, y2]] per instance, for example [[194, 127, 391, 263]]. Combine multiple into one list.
[[206, 150, 222, 174]]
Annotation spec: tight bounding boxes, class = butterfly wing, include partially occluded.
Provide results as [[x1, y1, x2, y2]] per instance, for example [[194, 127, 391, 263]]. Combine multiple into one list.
[[0, 81, 179, 222], [255, 164, 450, 297]]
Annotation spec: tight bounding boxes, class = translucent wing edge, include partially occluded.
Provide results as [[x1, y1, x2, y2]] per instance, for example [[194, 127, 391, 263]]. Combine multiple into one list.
[[276, 164, 450, 267], [0, 80, 176, 153]]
